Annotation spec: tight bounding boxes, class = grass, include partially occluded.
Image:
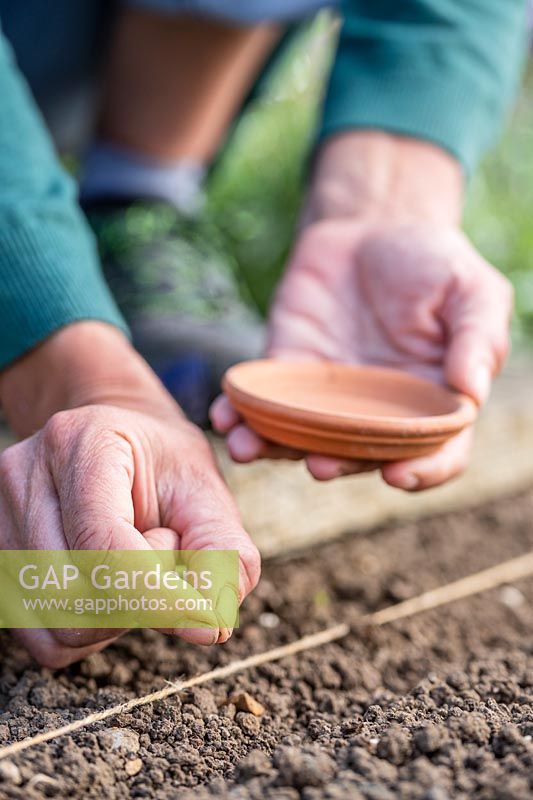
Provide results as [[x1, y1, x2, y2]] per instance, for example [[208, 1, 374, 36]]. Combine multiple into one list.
[[204, 16, 533, 345]]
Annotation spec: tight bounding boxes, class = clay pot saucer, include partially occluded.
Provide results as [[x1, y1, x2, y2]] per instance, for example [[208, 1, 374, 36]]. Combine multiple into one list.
[[223, 360, 477, 461]]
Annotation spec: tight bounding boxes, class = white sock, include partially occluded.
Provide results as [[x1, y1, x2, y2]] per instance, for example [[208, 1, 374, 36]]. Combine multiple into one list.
[[79, 142, 206, 214]]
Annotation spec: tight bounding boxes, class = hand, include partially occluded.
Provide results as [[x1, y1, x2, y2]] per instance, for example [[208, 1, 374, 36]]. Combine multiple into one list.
[[0, 323, 260, 667], [211, 133, 513, 490]]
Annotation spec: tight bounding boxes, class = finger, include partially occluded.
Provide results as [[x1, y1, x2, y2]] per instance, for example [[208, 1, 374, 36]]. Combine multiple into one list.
[[143, 528, 222, 645], [0, 440, 47, 549], [209, 394, 241, 433], [44, 412, 150, 552], [97, 526, 219, 647], [305, 454, 381, 481], [170, 627, 220, 646], [226, 424, 302, 463], [0, 442, 120, 652], [41, 413, 153, 649], [12, 628, 118, 669], [381, 428, 473, 491], [143, 527, 180, 550], [444, 266, 513, 405], [161, 445, 262, 645]]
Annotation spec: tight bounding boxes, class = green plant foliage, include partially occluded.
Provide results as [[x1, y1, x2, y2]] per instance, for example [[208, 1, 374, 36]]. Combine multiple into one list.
[[465, 67, 533, 343]]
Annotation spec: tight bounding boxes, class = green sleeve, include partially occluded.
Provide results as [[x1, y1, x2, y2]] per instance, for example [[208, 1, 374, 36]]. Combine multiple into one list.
[[320, 0, 528, 173], [0, 29, 127, 369]]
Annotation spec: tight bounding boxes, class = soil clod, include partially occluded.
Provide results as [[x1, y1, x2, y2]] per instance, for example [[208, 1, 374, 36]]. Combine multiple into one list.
[[227, 692, 265, 717]]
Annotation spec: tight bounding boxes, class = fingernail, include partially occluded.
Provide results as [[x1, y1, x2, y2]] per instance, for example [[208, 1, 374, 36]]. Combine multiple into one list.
[[400, 473, 419, 491], [336, 463, 354, 477], [190, 628, 218, 646], [218, 628, 234, 644], [472, 365, 491, 405], [198, 630, 218, 647]]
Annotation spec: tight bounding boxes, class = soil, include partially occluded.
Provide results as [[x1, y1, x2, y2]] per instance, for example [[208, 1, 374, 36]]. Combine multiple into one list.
[[0, 489, 532, 799]]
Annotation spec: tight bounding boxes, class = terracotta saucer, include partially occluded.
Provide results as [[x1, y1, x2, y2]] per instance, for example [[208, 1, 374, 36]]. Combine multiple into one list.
[[222, 360, 477, 461]]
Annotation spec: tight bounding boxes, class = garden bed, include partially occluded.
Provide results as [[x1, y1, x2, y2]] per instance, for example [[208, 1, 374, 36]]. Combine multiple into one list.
[[0, 488, 532, 798]]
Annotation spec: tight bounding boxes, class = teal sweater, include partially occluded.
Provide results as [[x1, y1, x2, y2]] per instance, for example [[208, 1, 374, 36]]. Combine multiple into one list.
[[0, 0, 528, 368]]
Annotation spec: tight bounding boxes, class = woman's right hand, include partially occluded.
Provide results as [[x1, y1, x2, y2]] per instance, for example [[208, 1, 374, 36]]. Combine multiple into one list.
[[0, 322, 260, 667]]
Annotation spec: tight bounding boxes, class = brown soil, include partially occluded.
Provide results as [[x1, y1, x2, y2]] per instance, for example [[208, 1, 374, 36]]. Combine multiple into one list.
[[0, 489, 532, 799]]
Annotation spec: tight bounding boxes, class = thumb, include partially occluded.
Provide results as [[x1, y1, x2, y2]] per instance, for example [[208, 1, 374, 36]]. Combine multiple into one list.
[[443, 264, 513, 405]]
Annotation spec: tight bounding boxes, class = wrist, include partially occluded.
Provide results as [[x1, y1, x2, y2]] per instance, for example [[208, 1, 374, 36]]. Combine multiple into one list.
[[0, 322, 179, 437], [304, 131, 464, 228]]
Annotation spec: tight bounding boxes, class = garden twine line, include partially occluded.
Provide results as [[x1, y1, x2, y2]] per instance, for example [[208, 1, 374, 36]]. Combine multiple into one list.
[[0, 549, 532, 761]]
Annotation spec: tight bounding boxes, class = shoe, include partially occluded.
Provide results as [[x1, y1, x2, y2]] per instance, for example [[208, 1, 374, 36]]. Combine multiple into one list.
[[86, 199, 265, 424]]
